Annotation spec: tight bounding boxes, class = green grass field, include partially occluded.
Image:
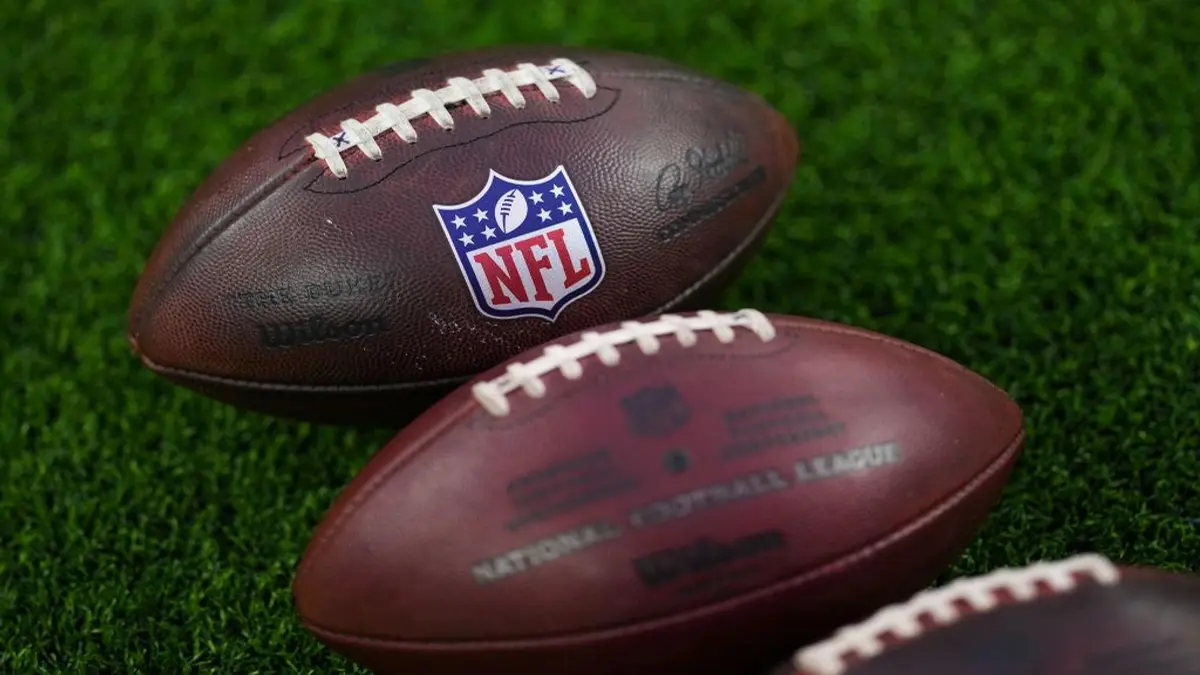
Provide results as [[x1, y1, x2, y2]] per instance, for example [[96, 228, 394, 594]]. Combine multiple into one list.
[[4, 0, 1200, 672]]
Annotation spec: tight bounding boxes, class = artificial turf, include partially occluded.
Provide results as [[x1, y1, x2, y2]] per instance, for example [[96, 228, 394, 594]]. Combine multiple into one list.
[[3, 0, 1199, 672]]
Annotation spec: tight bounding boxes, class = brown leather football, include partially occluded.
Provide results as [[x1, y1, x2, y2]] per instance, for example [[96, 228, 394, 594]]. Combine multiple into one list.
[[775, 553, 1200, 675], [126, 46, 798, 426], [292, 309, 1025, 675]]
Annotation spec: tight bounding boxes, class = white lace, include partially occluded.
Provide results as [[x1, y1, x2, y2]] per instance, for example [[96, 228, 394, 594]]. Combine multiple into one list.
[[305, 58, 597, 178], [471, 309, 776, 417], [793, 553, 1122, 675]]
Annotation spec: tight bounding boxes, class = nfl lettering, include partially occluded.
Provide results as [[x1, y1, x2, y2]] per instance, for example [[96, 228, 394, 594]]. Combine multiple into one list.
[[433, 165, 606, 321]]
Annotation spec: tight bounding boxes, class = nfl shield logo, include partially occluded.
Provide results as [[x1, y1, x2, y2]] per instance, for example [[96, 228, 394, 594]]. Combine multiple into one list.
[[620, 384, 692, 437], [432, 165, 606, 321]]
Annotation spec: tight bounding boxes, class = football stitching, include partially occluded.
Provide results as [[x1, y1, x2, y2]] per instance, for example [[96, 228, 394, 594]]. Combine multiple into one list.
[[306, 58, 598, 179], [470, 309, 778, 416], [792, 553, 1122, 675], [298, 92, 620, 195]]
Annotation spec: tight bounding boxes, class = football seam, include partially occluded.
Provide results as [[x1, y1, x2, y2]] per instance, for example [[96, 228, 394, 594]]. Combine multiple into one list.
[[474, 333, 800, 431], [297, 425, 1025, 650], [128, 156, 309, 333], [134, 161, 793, 393], [296, 88, 622, 196], [792, 553, 1124, 674], [295, 67, 748, 192], [272, 65, 717, 163], [131, 66, 763, 343], [273, 55, 593, 160]]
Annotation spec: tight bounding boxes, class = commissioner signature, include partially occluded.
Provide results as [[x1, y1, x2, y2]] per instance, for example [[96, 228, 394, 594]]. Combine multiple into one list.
[[654, 130, 750, 212]]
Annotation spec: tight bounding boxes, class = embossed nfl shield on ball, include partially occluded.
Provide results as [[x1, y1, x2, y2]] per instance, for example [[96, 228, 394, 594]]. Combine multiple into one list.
[[433, 165, 606, 321]]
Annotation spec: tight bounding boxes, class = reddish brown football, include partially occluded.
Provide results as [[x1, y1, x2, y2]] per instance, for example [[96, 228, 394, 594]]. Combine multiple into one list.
[[127, 46, 799, 426], [292, 309, 1025, 675], [774, 554, 1200, 675]]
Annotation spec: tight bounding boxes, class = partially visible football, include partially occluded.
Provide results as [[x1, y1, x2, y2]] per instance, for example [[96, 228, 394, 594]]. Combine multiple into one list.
[[127, 45, 799, 426], [777, 553, 1200, 675], [292, 309, 1024, 675]]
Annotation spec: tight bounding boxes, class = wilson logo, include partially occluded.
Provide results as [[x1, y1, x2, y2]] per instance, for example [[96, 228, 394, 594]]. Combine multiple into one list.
[[631, 529, 786, 589], [256, 314, 387, 349]]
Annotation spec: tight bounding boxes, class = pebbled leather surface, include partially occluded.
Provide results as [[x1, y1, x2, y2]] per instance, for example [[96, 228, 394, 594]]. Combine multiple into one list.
[[776, 568, 1200, 675], [291, 312, 1024, 675], [128, 46, 799, 426]]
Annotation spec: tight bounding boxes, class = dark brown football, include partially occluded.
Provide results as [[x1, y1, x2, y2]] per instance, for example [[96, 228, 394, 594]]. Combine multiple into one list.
[[774, 554, 1200, 675], [292, 309, 1025, 675], [127, 46, 799, 426]]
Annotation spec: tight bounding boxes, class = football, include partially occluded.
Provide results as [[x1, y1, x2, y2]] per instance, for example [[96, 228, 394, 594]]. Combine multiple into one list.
[[778, 553, 1200, 675], [292, 309, 1025, 675], [126, 46, 799, 426]]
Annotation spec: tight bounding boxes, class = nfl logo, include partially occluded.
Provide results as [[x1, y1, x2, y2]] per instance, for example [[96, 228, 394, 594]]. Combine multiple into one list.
[[432, 165, 606, 321], [620, 385, 692, 437]]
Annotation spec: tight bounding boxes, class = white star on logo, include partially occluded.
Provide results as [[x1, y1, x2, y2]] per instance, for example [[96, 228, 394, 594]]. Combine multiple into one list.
[[458, 233, 475, 246], [473, 208, 488, 222], [482, 226, 497, 239], [550, 184, 565, 198], [451, 215, 467, 229], [537, 209, 552, 222], [530, 191, 544, 204], [558, 202, 573, 215]]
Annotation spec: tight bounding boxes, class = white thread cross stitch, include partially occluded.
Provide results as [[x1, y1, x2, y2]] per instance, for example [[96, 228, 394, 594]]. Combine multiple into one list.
[[794, 554, 1122, 675], [305, 58, 597, 179], [471, 309, 776, 416]]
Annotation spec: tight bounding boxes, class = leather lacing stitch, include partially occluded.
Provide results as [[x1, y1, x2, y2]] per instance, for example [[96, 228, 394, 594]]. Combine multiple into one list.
[[306, 58, 597, 179], [793, 553, 1122, 675], [471, 309, 776, 417]]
